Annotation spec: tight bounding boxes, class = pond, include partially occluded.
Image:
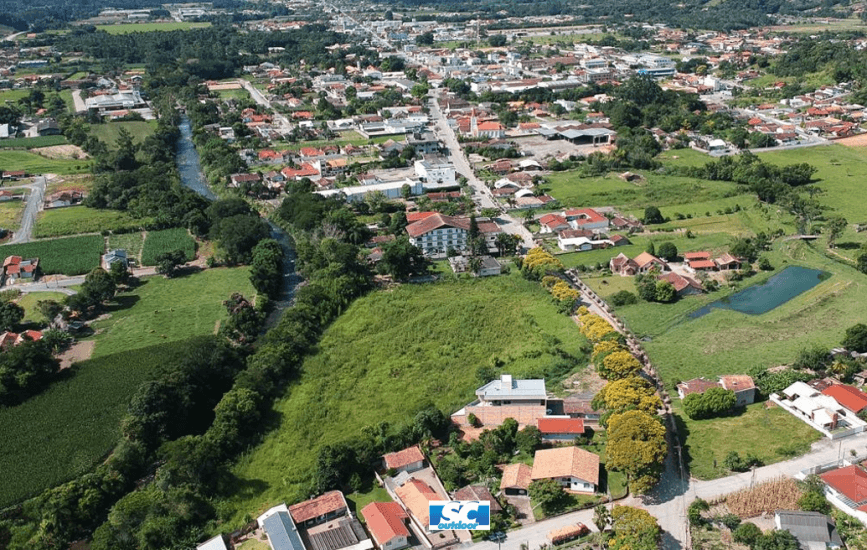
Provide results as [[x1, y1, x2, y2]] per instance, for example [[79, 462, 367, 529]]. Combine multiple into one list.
[[689, 265, 829, 319]]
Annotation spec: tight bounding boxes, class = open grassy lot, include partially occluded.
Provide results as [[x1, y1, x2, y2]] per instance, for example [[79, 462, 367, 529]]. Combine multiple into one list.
[[0, 337, 217, 508], [87, 266, 254, 358], [17, 291, 68, 324], [0, 199, 24, 230], [672, 401, 821, 480], [614, 240, 865, 383], [271, 132, 400, 152], [35, 206, 151, 237], [0, 234, 104, 274], [95, 21, 212, 34], [217, 88, 250, 101], [90, 120, 157, 149], [0, 150, 88, 175], [222, 274, 589, 523], [543, 170, 745, 211], [346, 486, 393, 518]]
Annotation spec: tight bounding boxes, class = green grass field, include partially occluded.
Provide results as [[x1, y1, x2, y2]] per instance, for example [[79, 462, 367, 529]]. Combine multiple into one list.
[[0, 199, 24, 230], [222, 274, 589, 524], [86, 267, 254, 358], [0, 234, 105, 274], [0, 336, 216, 508], [90, 121, 157, 149], [216, 88, 250, 101], [673, 401, 822, 480], [0, 135, 68, 149], [17, 291, 68, 324], [95, 21, 212, 34], [0, 150, 88, 175], [35, 207, 151, 238], [140, 228, 196, 265], [611, 240, 865, 383]]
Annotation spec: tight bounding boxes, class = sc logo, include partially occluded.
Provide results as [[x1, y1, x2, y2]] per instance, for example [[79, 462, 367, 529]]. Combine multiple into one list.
[[429, 501, 491, 530]]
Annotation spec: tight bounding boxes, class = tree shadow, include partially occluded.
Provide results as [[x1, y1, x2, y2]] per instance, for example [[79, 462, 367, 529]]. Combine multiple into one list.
[[104, 294, 141, 312], [836, 242, 862, 250]]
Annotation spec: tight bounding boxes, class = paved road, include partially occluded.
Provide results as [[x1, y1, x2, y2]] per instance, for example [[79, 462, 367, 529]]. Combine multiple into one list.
[[473, 507, 600, 550], [9, 176, 46, 244], [427, 95, 535, 250], [240, 79, 292, 130]]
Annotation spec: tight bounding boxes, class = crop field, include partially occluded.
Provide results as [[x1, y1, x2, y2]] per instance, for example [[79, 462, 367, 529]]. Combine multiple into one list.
[[87, 266, 254, 358], [90, 121, 157, 149], [35, 207, 151, 238], [95, 21, 212, 34], [108, 231, 145, 263], [0, 135, 68, 149], [0, 336, 215, 508], [140, 228, 196, 265], [0, 234, 104, 274], [222, 274, 589, 523], [0, 150, 88, 175], [720, 478, 803, 518], [672, 401, 820, 480]]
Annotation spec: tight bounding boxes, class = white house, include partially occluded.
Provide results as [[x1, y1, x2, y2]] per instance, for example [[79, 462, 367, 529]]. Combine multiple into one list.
[[361, 502, 410, 550], [405, 213, 469, 257], [476, 374, 547, 407], [530, 446, 599, 493]]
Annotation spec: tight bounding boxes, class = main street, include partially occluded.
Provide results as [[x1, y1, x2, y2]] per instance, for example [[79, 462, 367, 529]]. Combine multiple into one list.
[[427, 94, 535, 250], [240, 79, 292, 130]]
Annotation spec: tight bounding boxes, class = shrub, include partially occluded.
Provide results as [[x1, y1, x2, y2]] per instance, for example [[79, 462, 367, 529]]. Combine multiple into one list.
[[733, 522, 761, 545], [682, 388, 736, 420], [609, 290, 638, 306]]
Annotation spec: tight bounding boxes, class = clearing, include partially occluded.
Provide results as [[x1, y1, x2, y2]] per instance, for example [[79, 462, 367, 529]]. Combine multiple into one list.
[[221, 274, 589, 524], [95, 21, 212, 34], [35, 207, 151, 238], [90, 121, 157, 149]]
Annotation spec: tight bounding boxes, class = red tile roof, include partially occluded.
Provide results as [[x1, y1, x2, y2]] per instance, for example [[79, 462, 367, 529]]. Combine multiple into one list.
[[689, 260, 717, 270], [658, 272, 701, 293], [383, 445, 425, 470], [563, 208, 606, 226], [452, 485, 502, 513], [821, 464, 867, 505], [531, 447, 599, 486], [537, 418, 585, 435], [288, 491, 347, 523], [405, 213, 470, 238], [406, 212, 437, 223], [677, 378, 722, 396], [361, 502, 409, 545], [539, 214, 568, 228], [822, 385, 867, 413], [500, 463, 532, 490], [719, 375, 755, 393]]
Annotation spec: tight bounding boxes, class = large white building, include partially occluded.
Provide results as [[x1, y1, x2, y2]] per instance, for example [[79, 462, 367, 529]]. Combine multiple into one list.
[[414, 157, 456, 186], [405, 213, 469, 257]]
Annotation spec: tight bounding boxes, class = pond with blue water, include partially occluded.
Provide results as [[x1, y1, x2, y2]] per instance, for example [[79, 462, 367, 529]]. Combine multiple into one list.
[[689, 265, 829, 319]]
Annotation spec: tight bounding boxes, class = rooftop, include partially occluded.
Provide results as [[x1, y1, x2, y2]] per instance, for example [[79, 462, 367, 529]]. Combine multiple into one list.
[[289, 491, 347, 524], [500, 463, 532, 490], [531, 446, 600, 486], [361, 502, 409, 545], [821, 384, 867, 414], [383, 445, 425, 470], [537, 417, 585, 435], [821, 463, 867, 505], [476, 374, 546, 400]]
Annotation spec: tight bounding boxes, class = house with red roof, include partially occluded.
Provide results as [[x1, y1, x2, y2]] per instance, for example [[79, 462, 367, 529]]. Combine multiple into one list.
[[361, 502, 410, 550], [539, 214, 570, 234], [500, 463, 532, 496], [405, 214, 470, 257], [657, 272, 703, 296], [288, 490, 349, 527], [822, 385, 867, 415], [531, 446, 599, 493], [676, 378, 722, 399], [633, 252, 668, 274], [0, 330, 42, 350], [563, 208, 608, 232], [610, 253, 638, 276], [382, 445, 425, 474], [821, 462, 867, 522], [3, 255, 39, 283], [537, 417, 585, 442]]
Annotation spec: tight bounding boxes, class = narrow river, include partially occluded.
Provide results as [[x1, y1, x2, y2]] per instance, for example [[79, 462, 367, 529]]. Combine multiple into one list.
[[176, 115, 301, 326]]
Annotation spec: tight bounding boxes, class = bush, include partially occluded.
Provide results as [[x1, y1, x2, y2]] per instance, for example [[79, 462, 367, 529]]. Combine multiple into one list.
[[657, 242, 678, 261], [733, 522, 762, 545], [682, 387, 737, 420], [609, 290, 638, 306]]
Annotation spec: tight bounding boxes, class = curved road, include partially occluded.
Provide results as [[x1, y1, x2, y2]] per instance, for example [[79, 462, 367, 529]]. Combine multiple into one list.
[[9, 176, 45, 244]]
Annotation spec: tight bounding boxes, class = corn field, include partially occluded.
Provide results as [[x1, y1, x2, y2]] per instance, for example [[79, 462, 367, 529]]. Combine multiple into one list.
[[721, 478, 803, 518]]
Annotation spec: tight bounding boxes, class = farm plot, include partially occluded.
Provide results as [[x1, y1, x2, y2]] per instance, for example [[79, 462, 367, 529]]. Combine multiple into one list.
[[35, 207, 150, 238], [0, 235, 105, 275], [107, 232, 145, 263], [715, 478, 803, 518], [140, 228, 196, 265]]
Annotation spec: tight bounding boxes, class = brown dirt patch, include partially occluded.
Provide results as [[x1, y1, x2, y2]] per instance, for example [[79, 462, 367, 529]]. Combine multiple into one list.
[[47, 174, 95, 194], [58, 340, 95, 370], [32, 144, 89, 160], [834, 134, 867, 147]]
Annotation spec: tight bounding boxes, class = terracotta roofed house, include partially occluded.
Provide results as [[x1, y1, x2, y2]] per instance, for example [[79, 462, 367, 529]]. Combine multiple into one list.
[[820, 462, 867, 512], [530, 446, 600, 493], [610, 253, 638, 276], [822, 385, 867, 414], [288, 490, 348, 527], [657, 272, 702, 296], [500, 463, 532, 496], [563, 208, 608, 231], [452, 485, 502, 513], [719, 375, 757, 406], [676, 378, 722, 399], [539, 213, 570, 234], [382, 445, 425, 473], [537, 417, 585, 441], [361, 502, 410, 550], [394, 479, 439, 531], [633, 252, 668, 273]]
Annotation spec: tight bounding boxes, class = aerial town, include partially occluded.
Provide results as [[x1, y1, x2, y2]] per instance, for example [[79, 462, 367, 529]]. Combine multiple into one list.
[[1, 1, 867, 550]]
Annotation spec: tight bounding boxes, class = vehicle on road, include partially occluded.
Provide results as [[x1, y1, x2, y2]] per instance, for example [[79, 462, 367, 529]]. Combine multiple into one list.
[[547, 523, 590, 545], [488, 531, 507, 543]]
